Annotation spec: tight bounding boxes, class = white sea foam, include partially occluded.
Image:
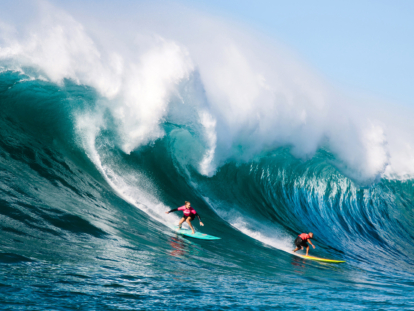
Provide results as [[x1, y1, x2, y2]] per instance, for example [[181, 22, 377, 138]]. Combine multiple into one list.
[[202, 196, 293, 252], [1, 1, 414, 187]]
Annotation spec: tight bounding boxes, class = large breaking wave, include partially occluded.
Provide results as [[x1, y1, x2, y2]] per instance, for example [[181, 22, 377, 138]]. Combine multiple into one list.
[[1, 0, 414, 276]]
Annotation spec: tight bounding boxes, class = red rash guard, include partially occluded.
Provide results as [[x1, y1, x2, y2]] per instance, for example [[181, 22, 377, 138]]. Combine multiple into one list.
[[299, 233, 311, 242]]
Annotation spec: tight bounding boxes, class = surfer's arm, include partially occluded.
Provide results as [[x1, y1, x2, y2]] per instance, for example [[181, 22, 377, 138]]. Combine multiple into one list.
[[165, 208, 179, 214], [195, 213, 204, 226], [308, 240, 315, 248]]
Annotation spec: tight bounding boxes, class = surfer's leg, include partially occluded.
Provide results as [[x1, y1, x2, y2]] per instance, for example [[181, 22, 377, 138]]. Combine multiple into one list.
[[177, 217, 186, 229], [305, 246, 309, 256], [293, 237, 302, 252], [186, 217, 195, 234]]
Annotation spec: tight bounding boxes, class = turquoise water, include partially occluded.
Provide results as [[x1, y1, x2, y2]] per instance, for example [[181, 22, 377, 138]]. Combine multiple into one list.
[[0, 70, 413, 310]]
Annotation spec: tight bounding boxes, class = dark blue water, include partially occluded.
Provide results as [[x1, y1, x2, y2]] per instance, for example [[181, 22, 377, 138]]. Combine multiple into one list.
[[0, 70, 413, 310]]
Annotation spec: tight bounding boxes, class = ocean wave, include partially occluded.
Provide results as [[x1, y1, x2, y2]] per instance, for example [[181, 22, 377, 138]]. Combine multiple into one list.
[[0, 2, 413, 273]]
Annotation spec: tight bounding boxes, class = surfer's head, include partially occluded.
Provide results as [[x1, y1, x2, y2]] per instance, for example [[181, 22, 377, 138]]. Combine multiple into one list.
[[309, 232, 314, 238], [185, 201, 191, 208]]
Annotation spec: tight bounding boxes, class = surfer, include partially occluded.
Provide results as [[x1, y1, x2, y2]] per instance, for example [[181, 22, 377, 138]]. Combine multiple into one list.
[[293, 232, 315, 256], [166, 201, 204, 234]]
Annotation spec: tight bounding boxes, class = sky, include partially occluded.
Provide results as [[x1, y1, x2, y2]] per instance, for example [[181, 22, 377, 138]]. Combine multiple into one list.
[[178, 0, 414, 107]]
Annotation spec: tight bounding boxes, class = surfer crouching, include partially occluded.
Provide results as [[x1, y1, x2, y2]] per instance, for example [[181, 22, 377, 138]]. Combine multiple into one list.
[[293, 232, 315, 256], [166, 201, 204, 234]]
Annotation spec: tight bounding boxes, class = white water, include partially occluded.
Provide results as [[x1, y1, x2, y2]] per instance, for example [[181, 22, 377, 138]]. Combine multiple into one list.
[[1, 0, 414, 186]]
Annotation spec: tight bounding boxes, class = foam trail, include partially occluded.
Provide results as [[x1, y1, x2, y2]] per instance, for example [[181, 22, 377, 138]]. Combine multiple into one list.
[[206, 198, 294, 252], [75, 112, 182, 227]]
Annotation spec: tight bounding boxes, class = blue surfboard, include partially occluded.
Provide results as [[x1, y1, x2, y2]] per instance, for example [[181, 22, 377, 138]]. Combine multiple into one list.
[[169, 226, 221, 240]]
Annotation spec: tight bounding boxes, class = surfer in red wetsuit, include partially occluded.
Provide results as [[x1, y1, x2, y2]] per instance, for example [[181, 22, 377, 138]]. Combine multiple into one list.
[[293, 233, 315, 256], [166, 201, 204, 234]]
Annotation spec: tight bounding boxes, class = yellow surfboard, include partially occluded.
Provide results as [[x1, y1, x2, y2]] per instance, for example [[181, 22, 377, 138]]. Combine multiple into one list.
[[296, 254, 345, 263]]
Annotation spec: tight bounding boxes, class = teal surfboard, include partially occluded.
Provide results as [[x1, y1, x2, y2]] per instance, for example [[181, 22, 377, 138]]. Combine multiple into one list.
[[169, 226, 221, 240]]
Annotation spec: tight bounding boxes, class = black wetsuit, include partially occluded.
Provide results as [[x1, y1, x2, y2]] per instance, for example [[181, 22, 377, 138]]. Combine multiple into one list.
[[294, 236, 309, 248]]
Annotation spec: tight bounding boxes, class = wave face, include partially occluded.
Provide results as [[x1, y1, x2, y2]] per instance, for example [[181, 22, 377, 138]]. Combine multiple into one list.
[[1, 2, 414, 310]]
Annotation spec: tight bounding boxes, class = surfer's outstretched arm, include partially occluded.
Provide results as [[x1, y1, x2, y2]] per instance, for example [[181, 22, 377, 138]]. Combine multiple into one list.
[[165, 208, 178, 214]]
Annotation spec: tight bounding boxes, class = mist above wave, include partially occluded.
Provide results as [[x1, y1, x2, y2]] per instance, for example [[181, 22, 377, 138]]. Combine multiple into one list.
[[1, 0, 413, 183]]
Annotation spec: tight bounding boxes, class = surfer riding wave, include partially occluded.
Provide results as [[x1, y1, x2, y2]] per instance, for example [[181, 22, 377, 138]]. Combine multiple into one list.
[[293, 233, 315, 256], [166, 201, 204, 234]]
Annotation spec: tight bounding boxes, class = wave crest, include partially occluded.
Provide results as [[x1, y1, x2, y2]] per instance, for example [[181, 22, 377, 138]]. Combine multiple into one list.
[[1, 0, 414, 185]]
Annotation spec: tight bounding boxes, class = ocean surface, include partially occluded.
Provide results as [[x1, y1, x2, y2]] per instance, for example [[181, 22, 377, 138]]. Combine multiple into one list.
[[1, 2, 414, 309]]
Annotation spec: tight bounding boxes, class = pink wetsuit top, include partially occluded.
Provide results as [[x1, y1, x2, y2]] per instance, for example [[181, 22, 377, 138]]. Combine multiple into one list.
[[299, 233, 310, 241], [177, 206, 197, 217]]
